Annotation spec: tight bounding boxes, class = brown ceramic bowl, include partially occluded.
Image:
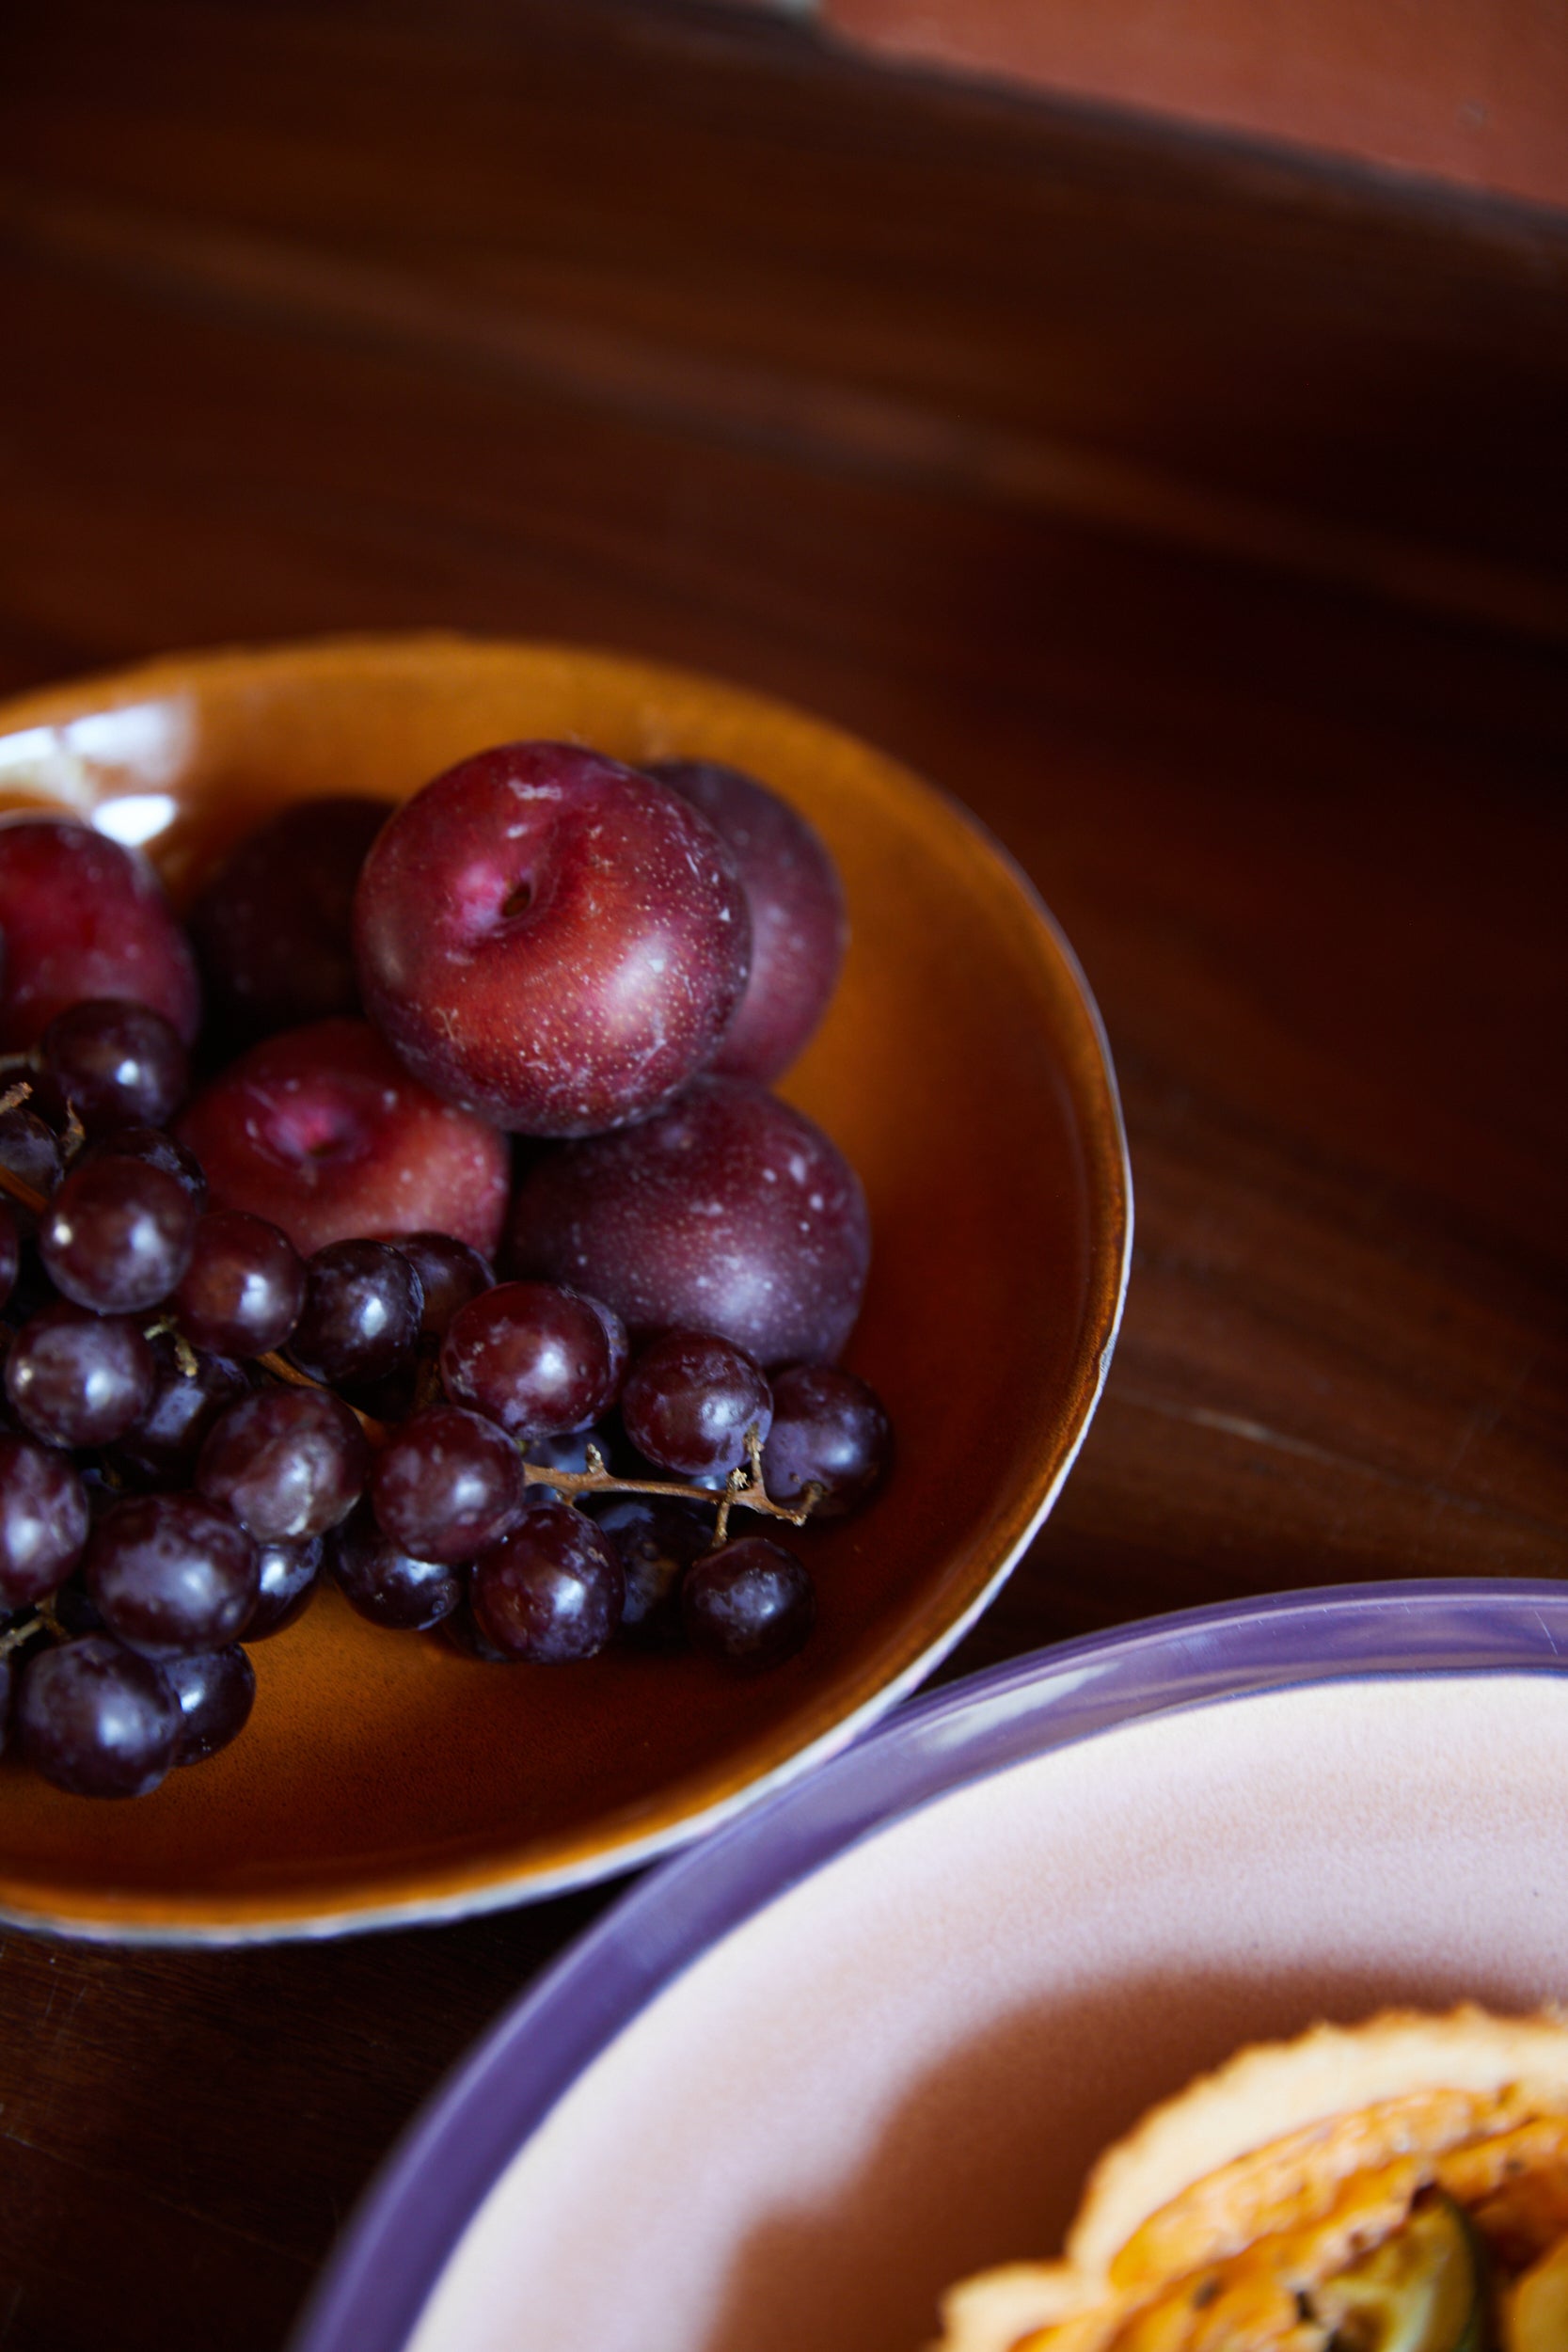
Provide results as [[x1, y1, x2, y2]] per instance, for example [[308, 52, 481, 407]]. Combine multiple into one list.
[[0, 635, 1130, 1942]]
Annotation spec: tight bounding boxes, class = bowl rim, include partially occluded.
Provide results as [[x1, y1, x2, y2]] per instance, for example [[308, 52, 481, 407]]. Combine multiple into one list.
[[0, 633, 1133, 1941], [290, 1575, 1568, 2352]]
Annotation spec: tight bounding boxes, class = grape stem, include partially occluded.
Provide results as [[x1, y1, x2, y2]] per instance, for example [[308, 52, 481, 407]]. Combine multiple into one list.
[[0, 1155, 821, 1538], [0, 1592, 65, 1660], [524, 1429, 821, 1534], [141, 1314, 200, 1379]]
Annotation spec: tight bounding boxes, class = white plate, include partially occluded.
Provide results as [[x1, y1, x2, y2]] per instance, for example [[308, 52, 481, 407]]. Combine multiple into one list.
[[295, 1579, 1568, 2352]]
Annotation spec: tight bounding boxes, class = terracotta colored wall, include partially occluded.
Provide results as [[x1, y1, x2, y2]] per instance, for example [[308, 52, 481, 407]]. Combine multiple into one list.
[[823, 0, 1568, 212]]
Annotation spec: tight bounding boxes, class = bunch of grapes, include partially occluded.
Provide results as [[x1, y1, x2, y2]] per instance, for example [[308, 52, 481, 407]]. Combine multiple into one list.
[[0, 744, 891, 1800]]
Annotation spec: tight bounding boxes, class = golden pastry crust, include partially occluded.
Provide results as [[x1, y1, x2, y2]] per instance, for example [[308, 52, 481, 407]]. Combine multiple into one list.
[[935, 2007, 1568, 2352]]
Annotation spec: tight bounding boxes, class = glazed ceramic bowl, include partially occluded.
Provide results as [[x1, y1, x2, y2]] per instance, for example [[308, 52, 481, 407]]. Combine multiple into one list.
[[293, 1579, 1568, 2352], [0, 635, 1130, 1940]]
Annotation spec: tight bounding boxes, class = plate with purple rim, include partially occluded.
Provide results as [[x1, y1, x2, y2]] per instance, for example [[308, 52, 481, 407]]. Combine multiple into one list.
[[292, 1576, 1568, 2352]]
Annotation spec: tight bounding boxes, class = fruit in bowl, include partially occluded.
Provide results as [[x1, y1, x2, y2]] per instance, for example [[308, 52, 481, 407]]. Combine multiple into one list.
[[0, 638, 1127, 1940], [355, 742, 754, 1136], [0, 733, 891, 1809], [175, 1017, 512, 1256]]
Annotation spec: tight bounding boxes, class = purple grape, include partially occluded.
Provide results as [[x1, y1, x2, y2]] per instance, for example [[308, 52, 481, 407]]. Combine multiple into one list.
[[438, 1595, 512, 1661], [80, 1123, 208, 1212], [39, 998, 188, 1135], [505, 1078, 869, 1367], [329, 1504, 462, 1629], [379, 1231, 493, 1341], [164, 1644, 256, 1764], [289, 1238, 422, 1387], [17, 1633, 182, 1797], [103, 1333, 250, 1488], [622, 1330, 772, 1478], [370, 1406, 524, 1565], [682, 1536, 815, 1670], [197, 1385, 369, 1541], [0, 1437, 90, 1606], [0, 1106, 63, 1232], [440, 1280, 626, 1440], [593, 1494, 712, 1647], [761, 1364, 891, 1517], [581, 1292, 630, 1397], [245, 1534, 323, 1638], [86, 1492, 259, 1657], [0, 1200, 16, 1312], [6, 1301, 155, 1447], [189, 794, 392, 1036], [40, 1155, 197, 1314], [470, 1502, 624, 1661], [648, 759, 846, 1083], [172, 1209, 306, 1359]]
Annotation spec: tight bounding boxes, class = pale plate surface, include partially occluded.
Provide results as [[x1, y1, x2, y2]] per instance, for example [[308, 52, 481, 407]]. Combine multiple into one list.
[[405, 1668, 1568, 2352]]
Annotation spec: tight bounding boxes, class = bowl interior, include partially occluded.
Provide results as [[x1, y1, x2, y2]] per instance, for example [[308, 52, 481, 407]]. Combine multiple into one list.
[[395, 1666, 1568, 2352], [0, 635, 1128, 1936]]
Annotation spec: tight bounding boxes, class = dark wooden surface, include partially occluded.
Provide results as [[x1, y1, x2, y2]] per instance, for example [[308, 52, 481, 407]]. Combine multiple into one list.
[[1, 3, 1565, 2344]]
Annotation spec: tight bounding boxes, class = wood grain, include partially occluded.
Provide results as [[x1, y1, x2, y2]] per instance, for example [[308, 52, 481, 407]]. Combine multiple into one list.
[[0, 1, 1562, 2344]]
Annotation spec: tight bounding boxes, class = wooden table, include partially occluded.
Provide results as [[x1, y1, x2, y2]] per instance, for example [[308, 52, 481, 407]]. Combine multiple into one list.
[[1, 4, 1564, 2344]]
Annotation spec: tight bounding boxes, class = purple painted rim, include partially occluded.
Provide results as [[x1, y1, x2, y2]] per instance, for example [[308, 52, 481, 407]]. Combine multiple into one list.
[[291, 1577, 1568, 2352]]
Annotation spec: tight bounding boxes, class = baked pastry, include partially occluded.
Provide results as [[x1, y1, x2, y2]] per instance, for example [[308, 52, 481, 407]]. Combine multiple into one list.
[[936, 2008, 1568, 2351]]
